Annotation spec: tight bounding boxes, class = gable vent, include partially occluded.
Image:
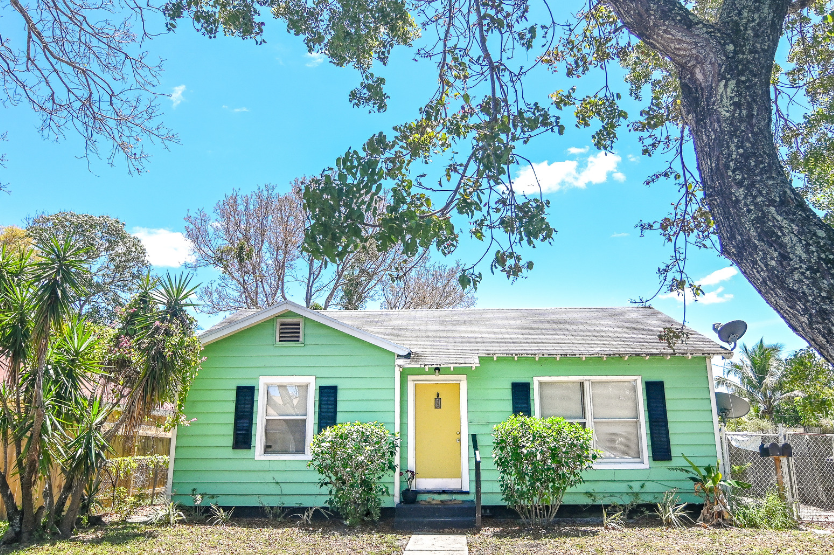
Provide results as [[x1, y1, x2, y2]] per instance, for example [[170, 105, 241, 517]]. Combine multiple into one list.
[[277, 319, 302, 343]]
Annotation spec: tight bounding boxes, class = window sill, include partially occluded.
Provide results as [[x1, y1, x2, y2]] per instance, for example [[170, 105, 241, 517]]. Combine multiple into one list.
[[272, 343, 305, 347], [592, 461, 649, 470], [255, 454, 312, 461]]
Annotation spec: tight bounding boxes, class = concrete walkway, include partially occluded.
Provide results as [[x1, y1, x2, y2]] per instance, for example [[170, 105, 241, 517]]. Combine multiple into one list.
[[404, 534, 468, 555]]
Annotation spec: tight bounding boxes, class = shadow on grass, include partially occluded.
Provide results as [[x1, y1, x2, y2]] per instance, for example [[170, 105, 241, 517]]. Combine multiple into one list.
[[0, 523, 158, 554]]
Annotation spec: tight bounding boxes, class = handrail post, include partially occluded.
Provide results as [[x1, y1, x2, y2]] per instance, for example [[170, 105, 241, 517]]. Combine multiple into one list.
[[471, 433, 481, 527]]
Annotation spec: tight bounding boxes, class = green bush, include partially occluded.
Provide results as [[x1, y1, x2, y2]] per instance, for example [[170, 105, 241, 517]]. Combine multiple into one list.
[[492, 414, 597, 526], [308, 421, 398, 525], [733, 489, 798, 530]]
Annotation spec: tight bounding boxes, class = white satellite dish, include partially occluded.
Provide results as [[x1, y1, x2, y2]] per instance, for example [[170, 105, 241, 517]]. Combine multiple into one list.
[[715, 392, 750, 419], [712, 320, 748, 350]]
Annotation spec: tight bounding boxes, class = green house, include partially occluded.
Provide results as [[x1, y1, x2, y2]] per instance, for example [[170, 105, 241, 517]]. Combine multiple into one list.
[[167, 301, 729, 509]]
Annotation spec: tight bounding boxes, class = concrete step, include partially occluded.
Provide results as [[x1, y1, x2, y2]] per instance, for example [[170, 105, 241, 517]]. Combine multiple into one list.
[[393, 516, 476, 531], [394, 502, 476, 530]]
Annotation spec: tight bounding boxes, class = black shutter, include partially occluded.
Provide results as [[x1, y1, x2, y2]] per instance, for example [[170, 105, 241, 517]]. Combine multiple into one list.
[[511, 382, 531, 416], [232, 386, 255, 449], [645, 381, 672, 461], [318, 386, 338, 433]]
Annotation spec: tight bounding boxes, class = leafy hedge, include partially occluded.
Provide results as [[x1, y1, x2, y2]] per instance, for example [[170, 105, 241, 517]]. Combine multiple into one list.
[[309, 421, 398, 525], [493, 414, 597, 526]]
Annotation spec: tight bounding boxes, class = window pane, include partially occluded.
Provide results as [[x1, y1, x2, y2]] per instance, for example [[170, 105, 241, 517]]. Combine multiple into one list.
[[266, 384, 308, 416], [594, 421, 641, 459], [263, 419, 307, 454], [591, 381, 638, 419], [540, 382, 584, 419]]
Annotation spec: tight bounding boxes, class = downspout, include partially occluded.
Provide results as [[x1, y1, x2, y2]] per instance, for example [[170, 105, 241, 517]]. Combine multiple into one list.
[[706, 357, 724, 473], [394, 362, 401, 504], [165, 427, 178, 500]]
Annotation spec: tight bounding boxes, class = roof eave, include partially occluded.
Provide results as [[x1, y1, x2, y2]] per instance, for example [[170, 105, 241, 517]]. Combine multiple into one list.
[[199, 301, 411, 356]]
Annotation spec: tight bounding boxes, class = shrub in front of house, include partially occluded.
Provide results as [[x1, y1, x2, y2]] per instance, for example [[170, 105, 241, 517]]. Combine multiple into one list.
[[493, 414, 597, 526], [309, 421, 398, 525]]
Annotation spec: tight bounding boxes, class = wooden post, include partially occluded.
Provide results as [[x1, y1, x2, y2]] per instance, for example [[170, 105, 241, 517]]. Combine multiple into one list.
[[471, 434, 481, 527], [774, 456, 786, 501]]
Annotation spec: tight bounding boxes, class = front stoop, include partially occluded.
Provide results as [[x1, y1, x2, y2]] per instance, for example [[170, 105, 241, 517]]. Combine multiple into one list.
[[404, 534, 468, 554], [394, 501, 476, 530]]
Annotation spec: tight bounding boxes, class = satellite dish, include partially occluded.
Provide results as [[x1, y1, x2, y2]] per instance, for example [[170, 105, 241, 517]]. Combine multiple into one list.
[[715, 392, 750, 419], [712, 320, 748, 350]]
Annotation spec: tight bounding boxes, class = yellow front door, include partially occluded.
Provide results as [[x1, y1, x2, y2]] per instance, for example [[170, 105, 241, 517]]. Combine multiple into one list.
[[414, 382, 462, 490]]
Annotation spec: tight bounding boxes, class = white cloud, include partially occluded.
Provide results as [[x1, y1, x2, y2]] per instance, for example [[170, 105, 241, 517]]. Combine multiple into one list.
[[132, 228, 194, 268], [613, 172, 626, 182], [611, 232, 629, 238], [699, 266, 738, 286], [170, 85, 186, 108], [566, 146, 589, 155], [305, 53, 325, 67], [658, 266, 738, 305], [627, 154, 640, 163], [233, 107, 249, 113], [512, 151, 623, 195]]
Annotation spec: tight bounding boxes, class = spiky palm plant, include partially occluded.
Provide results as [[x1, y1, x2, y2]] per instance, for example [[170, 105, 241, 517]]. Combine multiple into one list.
[[715, 339, 800, 421]]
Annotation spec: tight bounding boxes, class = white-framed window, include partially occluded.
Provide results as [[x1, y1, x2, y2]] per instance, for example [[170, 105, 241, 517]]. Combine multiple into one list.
[[255, 376, 315, 460], [275, 318, 304, 344], [534, 376, 649, 469]]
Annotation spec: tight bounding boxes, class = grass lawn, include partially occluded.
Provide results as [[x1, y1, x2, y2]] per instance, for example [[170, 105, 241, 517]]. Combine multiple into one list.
[[0, 520, 831, 554]]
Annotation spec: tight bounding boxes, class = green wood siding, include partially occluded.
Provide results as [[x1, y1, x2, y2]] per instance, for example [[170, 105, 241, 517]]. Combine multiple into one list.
[[174, 313, 719, 509], [399, 356, 719, 505], [171, 313, 397, 507]]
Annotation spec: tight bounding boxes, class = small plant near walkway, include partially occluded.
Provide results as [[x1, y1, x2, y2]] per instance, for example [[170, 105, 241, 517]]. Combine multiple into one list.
[[673, 454, 751, 525], [309, 421, 398, 526], [492, 414, 597, 527]]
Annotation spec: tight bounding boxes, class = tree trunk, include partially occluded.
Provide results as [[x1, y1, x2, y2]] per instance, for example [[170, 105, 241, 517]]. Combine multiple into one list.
[[58, 477, 85, 539], [607, 0, 834, 363], [0, 471, 21, 544]]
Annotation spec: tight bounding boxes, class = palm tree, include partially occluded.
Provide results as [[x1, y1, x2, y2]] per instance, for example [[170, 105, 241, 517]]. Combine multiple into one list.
[[715, 339, 800, 421]]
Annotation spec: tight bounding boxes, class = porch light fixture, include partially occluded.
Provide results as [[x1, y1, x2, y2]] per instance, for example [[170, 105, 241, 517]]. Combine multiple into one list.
[[434, 367, 440, 376]]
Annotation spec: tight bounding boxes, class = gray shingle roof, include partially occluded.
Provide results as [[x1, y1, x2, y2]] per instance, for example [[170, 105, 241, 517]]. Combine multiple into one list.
[[204, 306, 729, 366]]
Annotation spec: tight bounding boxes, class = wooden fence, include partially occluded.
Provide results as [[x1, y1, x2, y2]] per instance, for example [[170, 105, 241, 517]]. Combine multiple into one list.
[[0, 433, 170, 519]]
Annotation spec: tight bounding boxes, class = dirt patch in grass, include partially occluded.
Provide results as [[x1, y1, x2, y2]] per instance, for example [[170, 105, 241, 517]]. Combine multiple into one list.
[[1, 518, 833, 554], [0, 520, 407, 555], [468, 520, 834, 555]]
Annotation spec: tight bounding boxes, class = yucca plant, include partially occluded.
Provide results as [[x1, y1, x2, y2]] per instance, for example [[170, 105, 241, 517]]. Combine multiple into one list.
[[654, 489, 694, 528]]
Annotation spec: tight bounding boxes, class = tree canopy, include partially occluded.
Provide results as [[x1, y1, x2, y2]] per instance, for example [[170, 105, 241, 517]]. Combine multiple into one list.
[[7, 1, 834, 361], [184, 181, 475, 311], [26, 212, 151, 324], [161, 0, 834, 363]]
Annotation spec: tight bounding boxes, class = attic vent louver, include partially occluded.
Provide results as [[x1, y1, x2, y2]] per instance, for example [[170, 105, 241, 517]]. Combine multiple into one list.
[[277, 319, 302, 343]]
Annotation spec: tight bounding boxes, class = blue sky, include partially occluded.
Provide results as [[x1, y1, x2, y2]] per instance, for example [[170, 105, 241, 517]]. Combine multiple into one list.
[[0, 7, 808, 358]]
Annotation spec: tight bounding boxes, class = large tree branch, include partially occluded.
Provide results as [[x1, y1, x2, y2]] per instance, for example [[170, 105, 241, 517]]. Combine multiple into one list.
[[605, 0, 725, 77]]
